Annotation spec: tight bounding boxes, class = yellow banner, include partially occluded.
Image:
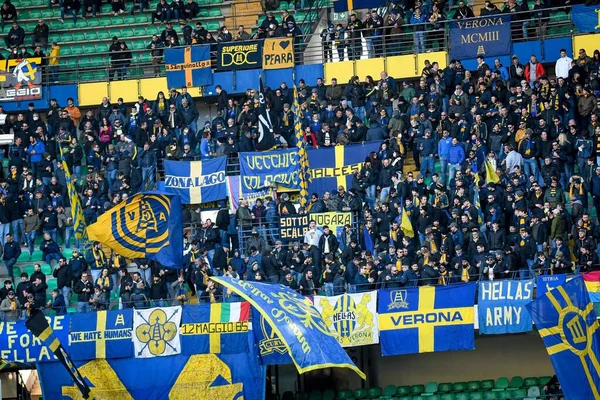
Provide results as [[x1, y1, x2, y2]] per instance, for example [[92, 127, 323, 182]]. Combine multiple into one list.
[[262, 38, 295, 70]]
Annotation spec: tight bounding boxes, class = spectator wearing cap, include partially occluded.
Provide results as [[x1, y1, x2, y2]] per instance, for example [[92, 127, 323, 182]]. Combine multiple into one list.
[[0, 289, 20, 320]]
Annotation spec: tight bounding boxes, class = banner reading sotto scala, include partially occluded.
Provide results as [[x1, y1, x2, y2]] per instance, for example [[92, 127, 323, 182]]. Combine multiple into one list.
[[87, 192, 183, 268], [314, 291, 379, 347], [162, 158, 227, 204], [378, 283, 476, 356], [165, 46, 212, 88], [449, 15, 511, 60], [307, 141, 380, 195]]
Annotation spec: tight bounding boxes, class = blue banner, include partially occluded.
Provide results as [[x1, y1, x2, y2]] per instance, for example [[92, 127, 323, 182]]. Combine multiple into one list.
[[478, 280, 533, 335], [537, 274, 567, 298], [180, 303, 250, 355], [69, 309, 133, 361], [378, 284, 476, 356], [37, 351, 265, 399], [526, 276, 600, 400], [307, 142, 380, 195], [239, 148, 300, 196], [87, 192, 184, 268], [449, 15, 512, 60], [165, 46, 213, 88], [0, 315, 69, 363], [162, 158, 227, 204], [252, 308, 292, 365], [572, 5, 600, 33], [211, 277, 365, 379], [333, 0, 386, 12]]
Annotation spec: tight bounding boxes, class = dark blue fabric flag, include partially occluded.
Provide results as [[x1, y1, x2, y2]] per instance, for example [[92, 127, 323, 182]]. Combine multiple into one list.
[[478, 280, 533, 334], [69, 309, 133, 361], [239, 148, 300, 196], [252, 308, 293, 365], [526, 276, 600, 400], [449, 15, 512, 60], [161, 158, 227, 204], [537, 274, 567, 298], [165, 46, 213, 88], [572, 5, 600, 33]]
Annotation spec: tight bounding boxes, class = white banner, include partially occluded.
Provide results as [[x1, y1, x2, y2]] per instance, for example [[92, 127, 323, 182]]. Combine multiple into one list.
[[133, 306, 182, 358], [314, 291, 379, 347]]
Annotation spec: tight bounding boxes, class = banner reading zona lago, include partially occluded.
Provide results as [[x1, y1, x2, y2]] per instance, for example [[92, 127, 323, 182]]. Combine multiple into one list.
[[449, 15, 511, 60]]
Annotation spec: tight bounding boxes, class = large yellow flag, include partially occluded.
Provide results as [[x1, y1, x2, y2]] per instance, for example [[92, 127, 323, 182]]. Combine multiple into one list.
[[401, 207, 414, 238], [485, 160, 500, 184]]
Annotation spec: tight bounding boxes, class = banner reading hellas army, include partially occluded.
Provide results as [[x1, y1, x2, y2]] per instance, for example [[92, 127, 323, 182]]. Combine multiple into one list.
[[314, 291, 379, 347]]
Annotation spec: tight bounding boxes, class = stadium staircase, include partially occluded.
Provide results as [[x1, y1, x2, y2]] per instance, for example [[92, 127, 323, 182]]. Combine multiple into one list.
[[287, 376, 553, 400]]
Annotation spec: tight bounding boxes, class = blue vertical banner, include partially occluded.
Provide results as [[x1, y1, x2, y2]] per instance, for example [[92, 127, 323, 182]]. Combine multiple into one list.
[[526, 276, 600, 400], [537, 274, 567, 298], [449, 15, 512, 60], [478, 280, 534, 334], [572, 5, 600, 33]]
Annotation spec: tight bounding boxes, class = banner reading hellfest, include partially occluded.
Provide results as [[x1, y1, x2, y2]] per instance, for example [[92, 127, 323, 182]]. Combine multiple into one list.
[[314, 291, 379, 347]]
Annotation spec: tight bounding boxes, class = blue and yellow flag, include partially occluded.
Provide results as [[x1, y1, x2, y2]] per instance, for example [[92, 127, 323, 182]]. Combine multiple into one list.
[[211, 277, 366, 379], [252, 308, 293, 365], [378, 283, 477, 356], [526, 276, 600, 400], [165, 45, 212, 88], [307, 142, 380, 194], [86, 191, 183, 268], [69, 309, 133, 361], [59, 147, 87, 240], [161, 158, 227, 204], [474, 189, 484, 225], [400, 206, 414, 238], [180, 303, 250, 355], [293, 85, 311, 209], [484, 160, 500, 184]]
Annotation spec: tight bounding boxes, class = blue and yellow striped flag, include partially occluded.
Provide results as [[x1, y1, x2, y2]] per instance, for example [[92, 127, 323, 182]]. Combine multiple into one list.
[[294, 85, 311, 208], [59, 147, 87, 240]]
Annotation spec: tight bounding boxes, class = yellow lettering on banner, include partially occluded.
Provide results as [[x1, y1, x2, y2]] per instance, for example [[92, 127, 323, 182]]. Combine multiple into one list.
[[220, 43, 260, 68], [596, 9, 600, 29], [263, 38, 295, 70], [460, 31, 500, 44]]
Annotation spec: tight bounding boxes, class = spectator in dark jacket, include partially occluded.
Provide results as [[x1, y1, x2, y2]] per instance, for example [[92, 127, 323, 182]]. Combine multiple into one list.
[[47, 289, 67, 315], [53, 257, 73, 305]]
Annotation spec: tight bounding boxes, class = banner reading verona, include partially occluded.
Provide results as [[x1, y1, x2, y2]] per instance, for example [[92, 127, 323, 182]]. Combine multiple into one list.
[[239, 148, 300, 196], [307, 142, 380, 194], [449, 15, 512, 60], [572, 4, 600, 33], [478, 280, 533, 335], [162, 158, 227, 204], [378, 283, 476, 356], [217, 41, 263, 71], [314, 291, 379, 347], [211, 277, 366, 379]]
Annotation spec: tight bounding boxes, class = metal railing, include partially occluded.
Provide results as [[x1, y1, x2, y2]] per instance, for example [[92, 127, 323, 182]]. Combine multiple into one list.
[[40, 5, 577, 85]]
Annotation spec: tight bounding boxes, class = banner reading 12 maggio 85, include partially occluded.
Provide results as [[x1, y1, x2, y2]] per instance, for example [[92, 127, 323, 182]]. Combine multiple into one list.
[[449, 15, 512, 60]]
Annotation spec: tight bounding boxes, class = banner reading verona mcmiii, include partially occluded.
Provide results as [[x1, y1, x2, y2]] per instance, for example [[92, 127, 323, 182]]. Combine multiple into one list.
[[314, 291, 379, 347], [478, 280, 533, 335], [449, 15, 512, 60], [239, 148, 300, 196], [211, 277, 366, 379]]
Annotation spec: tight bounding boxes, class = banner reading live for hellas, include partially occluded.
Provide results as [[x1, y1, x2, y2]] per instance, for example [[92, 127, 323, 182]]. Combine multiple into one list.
[[262, 38, 294, 70], [449, 15, 512, 60]]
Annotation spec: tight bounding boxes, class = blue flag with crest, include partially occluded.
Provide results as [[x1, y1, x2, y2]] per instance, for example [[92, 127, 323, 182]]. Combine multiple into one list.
[[211, 277, 365, 379], [526, 275, 600, 400], [252, 308, 293, 365]]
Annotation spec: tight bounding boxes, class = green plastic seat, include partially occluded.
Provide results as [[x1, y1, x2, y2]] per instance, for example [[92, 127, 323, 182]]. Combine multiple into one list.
[[537, 376, 552, 386], [48, 19, 62, 30], [138, 52, 152, 63], [198, 8, 209, 17], [411, 385, 425, 395], [94, 69, 108, 81], [83, 44, 96, 54], [121, 28, 134, 37], [424, 382, 438, 395], [146, 25, 160, 35], [99, 16, 113, 26], [86, 18, 100, 27], [367, 387, 381, 398], [483, 391, 497, 399], [72, 31, 86, 41], [60, 46, 72, 56], [132, 40, 146, 50], [337, 390, 353, 400], [208, 7, 222, 16], [454, 394, 468, 400], [23, 22, 38, 32], [206, 21, 220, 30], [67, 307, 77, 313], [496, 390, 511, 400], [279, 1, 289, 10], [210, 0, 223, 3], [467, 393, 482, 400], [508, 377, 523, 389], [111, 16, 124, 25], [396, 386, 410, 396], [108, 28, 121, 38], [295, 11, 306, 22], [466, 382, 480, 392], [439, 394, 455, 400], [64, 58, 78, 69], [71, 45, 84, 55], [21, 0, 33, 6], [135, 13, 148, 23], [32, 0, 46, 5], [480, 380, 494, 390], [523, 377, 537, 388], [382, 385, 396, 397], [492, 378, 508, 391], [41, 9, 54, 19], [512, 389, 526, 398], [197, 0, 209, 4], [133, 26, 146, 36], [412, 396, 426, 400], [60, 32, 73, 42], [41, 263, 52, 275], [79, 58, 93, 69], [452, 382, 467, 392], [97, 30, 110, 40], [90, 56, 107, 67], [95, 43, 109, 53], [46, 278, 58, 291], [354, 388, 367, 399], [30, 10, 42, 19], [438, 383, 452, 393], [63, 19, 77, 29], [123, 14, 136, 24]]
